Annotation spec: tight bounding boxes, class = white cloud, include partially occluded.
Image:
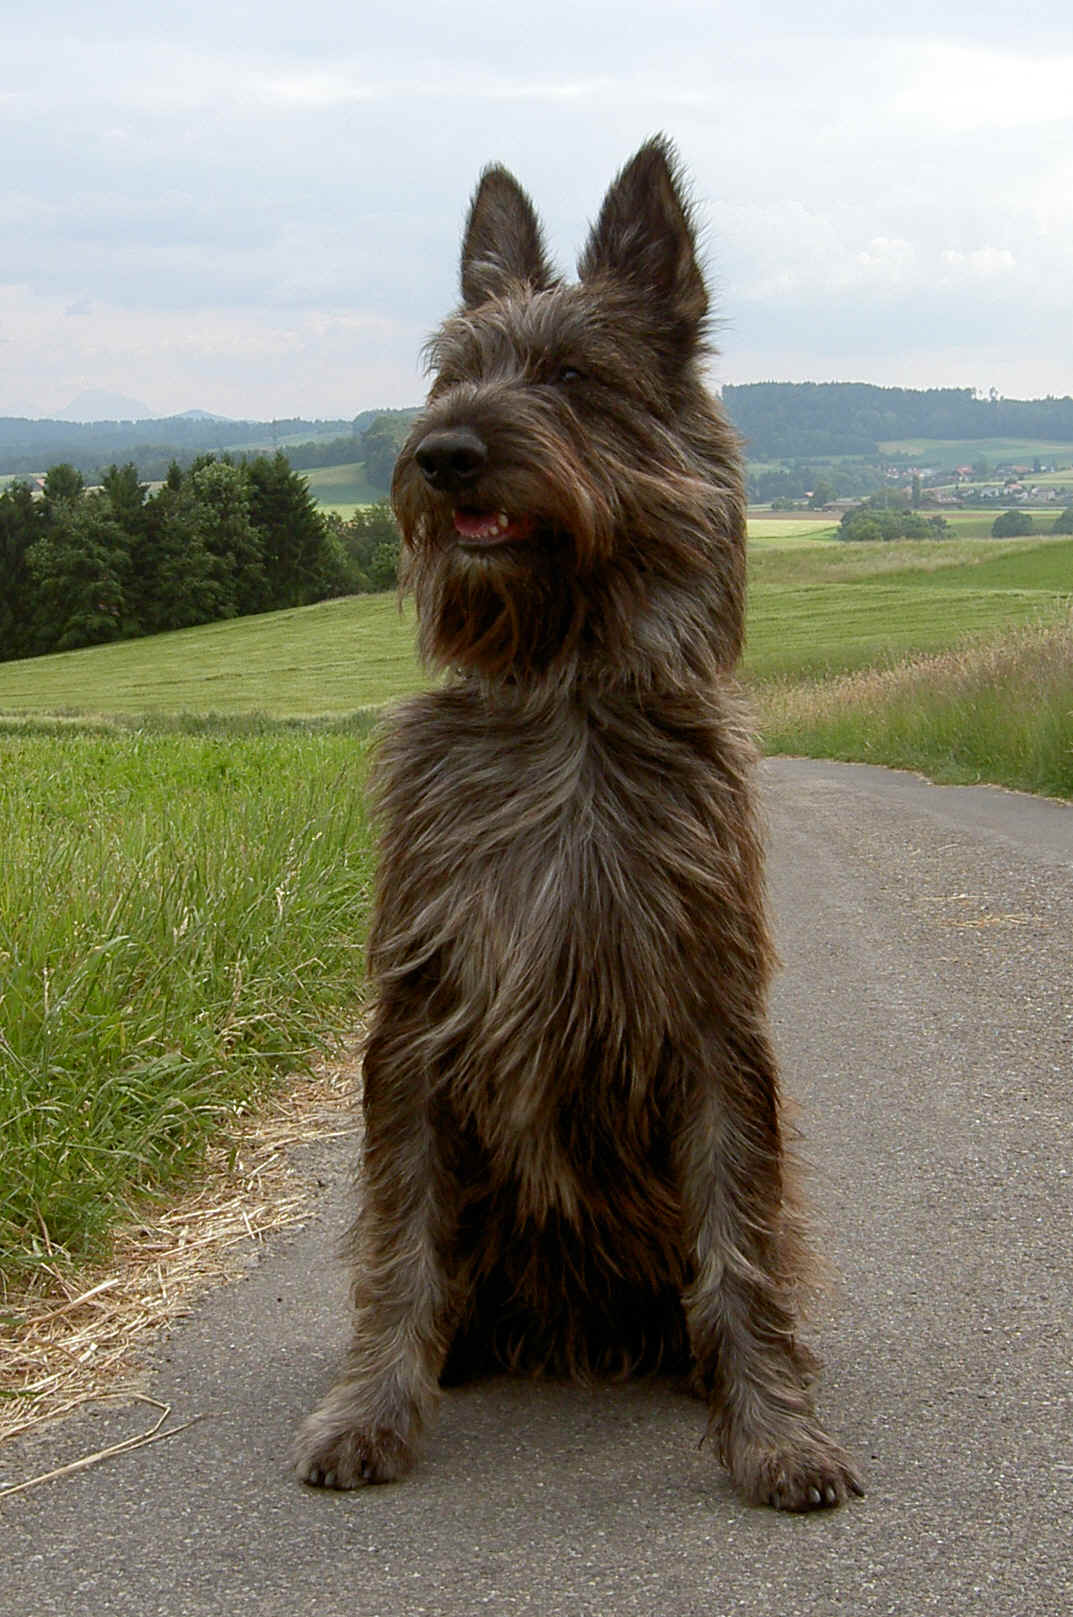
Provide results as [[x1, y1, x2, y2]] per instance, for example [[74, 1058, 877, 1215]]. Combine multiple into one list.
[[895, 42, 1073, 132], [2, 3, 1072, 414], [938, 247, 1017, 281]]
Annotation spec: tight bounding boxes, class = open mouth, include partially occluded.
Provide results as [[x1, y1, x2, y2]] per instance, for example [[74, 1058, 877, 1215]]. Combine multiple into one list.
[[452, 507, 535, 547]]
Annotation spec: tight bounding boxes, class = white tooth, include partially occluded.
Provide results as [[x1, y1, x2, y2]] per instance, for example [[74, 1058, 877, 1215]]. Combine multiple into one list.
[[497, 512, 509, 531]]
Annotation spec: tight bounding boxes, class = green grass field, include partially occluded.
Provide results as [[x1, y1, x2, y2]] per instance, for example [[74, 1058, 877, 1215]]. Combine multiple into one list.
[[0, 594, 422, 717], [301, 461, 384, 514], [921, 510, 1071, 539], [877, 436, 1073, 464], [743, 517, 840, 547], [746, 533, 1072, 679], [2, 526, 1070, 1288], [752, 511, 1072, 543]]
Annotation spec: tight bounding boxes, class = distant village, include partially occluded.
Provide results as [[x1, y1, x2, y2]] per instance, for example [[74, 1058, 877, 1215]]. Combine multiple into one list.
[[886, 462, 1070, 506]]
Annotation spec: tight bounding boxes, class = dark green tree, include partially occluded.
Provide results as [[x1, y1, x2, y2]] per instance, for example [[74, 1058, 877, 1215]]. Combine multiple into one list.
[[100, 462, 146, 529], [321, 511, 367, 593], [0, 480, 45, 661], [186, 458, 267, 617], [42, 463, 85, 506], [246, 451, 346, 607], [839, 513, 884, 542], [130, 473, 226, 633], [27, 494, 134, 652], [991, 509, 1034, 537], [100, 463, 152, 630], [1052, 506, 1073, 534], [840, 497, 942, 542], [335, 500, 402, 590], [368, 538, 401, 591]]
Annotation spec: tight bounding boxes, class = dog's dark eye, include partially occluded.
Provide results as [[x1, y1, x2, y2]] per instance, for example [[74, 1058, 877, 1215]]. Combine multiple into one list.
[[553, 365, 583, 385]]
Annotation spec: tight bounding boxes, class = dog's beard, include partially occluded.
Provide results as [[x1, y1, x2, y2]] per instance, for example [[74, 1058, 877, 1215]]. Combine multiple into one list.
[[405, 514, 584, 679]]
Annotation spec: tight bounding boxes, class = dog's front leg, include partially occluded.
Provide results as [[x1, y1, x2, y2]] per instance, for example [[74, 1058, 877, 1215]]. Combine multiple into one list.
[[294, 1017, 457, 1489], [676, 1027, 863, 1511]]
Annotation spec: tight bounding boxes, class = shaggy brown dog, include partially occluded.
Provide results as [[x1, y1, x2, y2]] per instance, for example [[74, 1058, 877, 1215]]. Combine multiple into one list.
[[294, 137, 862, 1511]]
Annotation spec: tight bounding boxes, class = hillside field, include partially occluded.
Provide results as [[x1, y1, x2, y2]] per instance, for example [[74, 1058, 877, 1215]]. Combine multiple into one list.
[[0, 595, 420, 717], [299, 460, 383, 512], [1, 531, 1069, 715], [877, 436, 1073, 464]]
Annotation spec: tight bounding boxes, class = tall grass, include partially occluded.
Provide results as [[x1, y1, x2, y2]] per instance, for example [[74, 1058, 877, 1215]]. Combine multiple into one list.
[[755, 611, 1073, 799], [0, 721, 376, 1283]]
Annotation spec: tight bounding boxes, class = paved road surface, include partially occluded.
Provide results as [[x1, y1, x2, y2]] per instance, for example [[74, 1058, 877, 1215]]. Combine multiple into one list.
[[3, 758, 1071, 1616]]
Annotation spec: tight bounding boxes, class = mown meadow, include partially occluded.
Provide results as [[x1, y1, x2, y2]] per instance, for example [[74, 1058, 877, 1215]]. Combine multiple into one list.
[[301, 461, 384, 515], [1, 524, 1070, 1287]]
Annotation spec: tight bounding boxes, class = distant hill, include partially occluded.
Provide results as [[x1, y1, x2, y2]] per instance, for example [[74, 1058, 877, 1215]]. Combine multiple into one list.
[[0, 412, 383, 481], [54, 389, 155, 422], [722, 383, 1073, 460]]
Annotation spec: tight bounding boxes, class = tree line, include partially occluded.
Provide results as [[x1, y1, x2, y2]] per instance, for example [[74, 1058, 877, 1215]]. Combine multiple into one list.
[[723, 383, 1073, 461], [0, 408, 417, 484], [838, 491, 1073, 542], [748, 459, 883, 504], [0, 456, 403, 665], [838, 495, 953, 542]]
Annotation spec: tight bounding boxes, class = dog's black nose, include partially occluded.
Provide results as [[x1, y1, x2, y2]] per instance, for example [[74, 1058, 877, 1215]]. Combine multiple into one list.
[[414, 428, 488, 491]]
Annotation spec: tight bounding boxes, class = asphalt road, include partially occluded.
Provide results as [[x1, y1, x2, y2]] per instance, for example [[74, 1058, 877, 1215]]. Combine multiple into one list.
[[3, 758, 1071, 1617]]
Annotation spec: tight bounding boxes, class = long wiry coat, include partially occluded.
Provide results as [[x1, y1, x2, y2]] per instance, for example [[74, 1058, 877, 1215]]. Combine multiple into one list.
[[295, 137, 861, 1511]]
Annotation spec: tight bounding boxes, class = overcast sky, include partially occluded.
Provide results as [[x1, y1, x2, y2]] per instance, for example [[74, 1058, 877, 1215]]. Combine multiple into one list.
[[3, 0, 1071, 421]]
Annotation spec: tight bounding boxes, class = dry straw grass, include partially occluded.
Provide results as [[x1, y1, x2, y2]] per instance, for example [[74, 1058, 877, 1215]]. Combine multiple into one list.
[[759, 613, 1067, 725], [0, 1053, 360, 1451]]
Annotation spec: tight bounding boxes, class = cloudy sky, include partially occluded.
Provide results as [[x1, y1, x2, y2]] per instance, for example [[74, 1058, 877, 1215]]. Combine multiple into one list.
[[3, 0, 1071, 421]]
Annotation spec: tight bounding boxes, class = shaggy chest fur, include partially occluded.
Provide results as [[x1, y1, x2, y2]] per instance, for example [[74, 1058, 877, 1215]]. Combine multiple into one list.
[[369, 679, 762, 1224]]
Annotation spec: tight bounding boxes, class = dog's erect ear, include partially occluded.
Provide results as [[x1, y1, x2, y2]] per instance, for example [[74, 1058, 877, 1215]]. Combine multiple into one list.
[[578, 137, 707, 332], [460, 165, 558, 307]]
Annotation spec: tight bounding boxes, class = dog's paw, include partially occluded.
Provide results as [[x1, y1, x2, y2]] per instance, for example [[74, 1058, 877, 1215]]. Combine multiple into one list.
[[727, 1426, 864, 1513], [293, 1416, 415, 1490], [760, 1446, 863, 1512]]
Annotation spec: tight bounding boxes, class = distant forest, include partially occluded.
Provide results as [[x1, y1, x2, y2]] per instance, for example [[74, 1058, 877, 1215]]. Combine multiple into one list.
[[0, 408, 416, 483], [6, 387, 1073, 488], [722, 384, 1073, 461]]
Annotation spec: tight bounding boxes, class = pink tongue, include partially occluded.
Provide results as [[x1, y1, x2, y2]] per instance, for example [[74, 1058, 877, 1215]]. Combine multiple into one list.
[[453, 509, 533, 543]]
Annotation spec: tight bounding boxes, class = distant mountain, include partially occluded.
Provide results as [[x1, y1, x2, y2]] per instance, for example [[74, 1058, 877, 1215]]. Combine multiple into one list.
[[55, 389, 155, 422], [173, 409, 236, 423]]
